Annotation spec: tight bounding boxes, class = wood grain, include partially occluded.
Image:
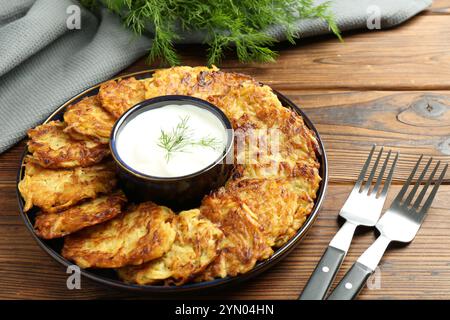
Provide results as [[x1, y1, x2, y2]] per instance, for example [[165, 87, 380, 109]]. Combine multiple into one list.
[[293, 90, 450, 183], [127, 15, 450, 91], [1, 1, 450, 300]]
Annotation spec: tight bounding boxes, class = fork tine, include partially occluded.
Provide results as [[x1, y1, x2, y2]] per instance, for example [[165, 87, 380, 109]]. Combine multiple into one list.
[[403, 157, 433, 206], [412, 161, 440, 210], [420, 164, 448, 215], [379, 152, 399, 199], [372, 150, 391, 195], [394, 155, 423, 202], [353, 144, 376, 191], [361, 147, 384, 193]]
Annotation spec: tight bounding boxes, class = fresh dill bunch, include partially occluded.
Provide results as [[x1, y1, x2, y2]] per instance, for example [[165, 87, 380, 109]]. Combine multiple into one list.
[[81, 0, 341, 66], [157, 116, 222, 162]]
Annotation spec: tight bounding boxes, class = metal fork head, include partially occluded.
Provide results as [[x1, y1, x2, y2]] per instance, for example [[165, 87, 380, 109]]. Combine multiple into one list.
[[377, 156, 448, 243], [339, 145, 398, 226]]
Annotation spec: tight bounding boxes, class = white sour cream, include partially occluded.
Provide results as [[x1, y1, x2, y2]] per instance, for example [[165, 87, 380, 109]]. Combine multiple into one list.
[[116, 104, 227, 177]]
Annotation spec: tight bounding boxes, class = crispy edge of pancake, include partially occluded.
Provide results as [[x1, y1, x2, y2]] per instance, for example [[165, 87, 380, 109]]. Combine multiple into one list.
[[98, 77, 146, 119], [144, 66, 216, 97], [26, 120, 109, 168], [195, 190, 273, 281], [64, 96, 115, 144], [62, 202, 176, 268], [117, 209, 224, 285], [18, 161, 117, 212], [144, 66, 254, 100], [34, 190, 127, 239]]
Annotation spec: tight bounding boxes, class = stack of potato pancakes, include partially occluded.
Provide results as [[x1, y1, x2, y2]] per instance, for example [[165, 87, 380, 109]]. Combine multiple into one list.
[[18, 66, 321, 285]]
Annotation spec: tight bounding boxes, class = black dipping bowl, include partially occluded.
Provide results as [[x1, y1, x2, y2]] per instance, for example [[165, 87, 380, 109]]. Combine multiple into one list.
[[110, 96, 234, 211], [16, 70, 328, 294]]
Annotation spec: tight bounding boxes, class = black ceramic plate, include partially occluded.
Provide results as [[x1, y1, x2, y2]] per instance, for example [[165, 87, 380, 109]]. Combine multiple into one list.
[[16, 70, 328, 293]]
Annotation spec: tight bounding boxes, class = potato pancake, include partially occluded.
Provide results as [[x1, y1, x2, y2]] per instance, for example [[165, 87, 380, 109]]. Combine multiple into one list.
[[98, 77, 146, 118], [18, 162, 116, 212], [62, 202, 176, 268], [208, 82, 320, 179], [144, 66, 253, 100], [64, 96, 115, 144], [207, 81, 286, 128], [26, 121, 109, 168], [117, 209, 223, 285], [34, 191, 127, 239], [195, 189, 273, 281], [223, 178, 315, 247]]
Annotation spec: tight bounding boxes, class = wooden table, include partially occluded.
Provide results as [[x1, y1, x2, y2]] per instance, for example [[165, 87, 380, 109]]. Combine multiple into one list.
[[1, 1, 450, 300]]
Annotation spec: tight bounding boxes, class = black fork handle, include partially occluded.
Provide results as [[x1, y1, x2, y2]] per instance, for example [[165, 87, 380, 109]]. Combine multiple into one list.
[[327, 262, 373, 300], [299, 246, 346, 300]]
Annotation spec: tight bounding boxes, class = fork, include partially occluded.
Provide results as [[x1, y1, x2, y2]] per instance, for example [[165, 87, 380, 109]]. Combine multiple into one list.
[[299, 145, 398, 300], [328, 156, 448, 300]]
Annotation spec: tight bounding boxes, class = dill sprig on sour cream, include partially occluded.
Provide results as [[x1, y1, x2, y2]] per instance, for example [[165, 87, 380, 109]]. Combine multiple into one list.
[[157, 116, 222, 162]]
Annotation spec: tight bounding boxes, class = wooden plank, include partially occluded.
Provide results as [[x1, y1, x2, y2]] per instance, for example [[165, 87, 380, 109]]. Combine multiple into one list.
[[1, 184, 448, 299], [0, 141, 24, 183], [126, 15, 450, 91], [290, 90, 450, 183]]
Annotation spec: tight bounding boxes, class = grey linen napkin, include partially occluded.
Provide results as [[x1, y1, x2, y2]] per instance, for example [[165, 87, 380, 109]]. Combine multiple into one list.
[[0, 0, 431, 153], [0, 0, 151, 153]]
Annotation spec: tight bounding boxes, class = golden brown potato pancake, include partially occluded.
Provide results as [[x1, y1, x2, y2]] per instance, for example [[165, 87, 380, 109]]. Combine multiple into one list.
[[117, 209, 223, 285], [195, 190, 273, 281], [62, 202, 176, 268], [26, 121, 109, 168], [18, 162, 116, 212], [223, 177, 316, 247], [98, 77, 146, 118], [64, 96, 115, 144], [34, 191, 127, 239], [212, 80, 312, 128], [206, 81, 286, 128], [208, 82, 320, 179], [144, 66, 254, 100]]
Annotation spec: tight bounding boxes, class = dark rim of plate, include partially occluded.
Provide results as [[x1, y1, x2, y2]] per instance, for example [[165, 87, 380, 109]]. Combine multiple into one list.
[[15, 70, 328, 294]]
